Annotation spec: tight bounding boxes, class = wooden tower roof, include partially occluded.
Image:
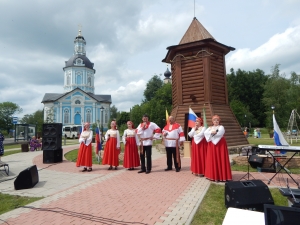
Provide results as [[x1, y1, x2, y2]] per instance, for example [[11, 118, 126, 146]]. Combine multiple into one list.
[[179, 17, 215, 44]]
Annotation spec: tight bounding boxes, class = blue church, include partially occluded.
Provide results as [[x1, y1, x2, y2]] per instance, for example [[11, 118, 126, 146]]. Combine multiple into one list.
[[42, 30, 111, 127]]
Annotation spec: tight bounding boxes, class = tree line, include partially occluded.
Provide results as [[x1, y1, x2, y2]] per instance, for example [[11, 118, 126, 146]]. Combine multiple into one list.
[[1, 64, 299, 135]]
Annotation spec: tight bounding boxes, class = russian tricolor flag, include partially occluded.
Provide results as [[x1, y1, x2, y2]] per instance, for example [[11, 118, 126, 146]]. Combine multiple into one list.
[[95, 127, 102, 154], [273, 114, 289, 146], [188, 108, 197, 128]]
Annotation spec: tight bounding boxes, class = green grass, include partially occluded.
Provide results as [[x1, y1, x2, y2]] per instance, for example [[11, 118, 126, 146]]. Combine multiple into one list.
[[191, 184, 288, 225], [3, 150, 22, 157], [247, 133, 300, 146], [0, 193, 43, 215], [3, 144, 22, 150]]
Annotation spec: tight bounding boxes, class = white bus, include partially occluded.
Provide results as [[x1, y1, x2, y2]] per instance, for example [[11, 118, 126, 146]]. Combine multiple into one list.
[[62, 125, 81, 139]]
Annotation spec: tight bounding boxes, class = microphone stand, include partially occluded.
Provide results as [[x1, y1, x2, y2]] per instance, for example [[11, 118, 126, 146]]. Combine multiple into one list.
[[239, 147, 255, 181]]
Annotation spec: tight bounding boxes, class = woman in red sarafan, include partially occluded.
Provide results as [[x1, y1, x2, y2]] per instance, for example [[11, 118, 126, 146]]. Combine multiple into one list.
[[188, 117, 207, 177], [102, 120, 120, 170], [204, 115, 232, 182], [76, 122, 93, 172], [122, 121, 140, 170]]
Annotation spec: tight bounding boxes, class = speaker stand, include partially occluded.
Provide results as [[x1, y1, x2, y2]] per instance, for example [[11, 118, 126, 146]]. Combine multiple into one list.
[[239, 147, 255, 181]]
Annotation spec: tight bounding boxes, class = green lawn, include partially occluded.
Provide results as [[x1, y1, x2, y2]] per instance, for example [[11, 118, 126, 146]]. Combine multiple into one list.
[[190, 184, 288, 225], [0, 193, 43, 215]]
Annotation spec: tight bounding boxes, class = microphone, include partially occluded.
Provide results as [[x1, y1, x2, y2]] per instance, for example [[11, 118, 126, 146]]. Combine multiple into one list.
[[211, 129, 218, 137]]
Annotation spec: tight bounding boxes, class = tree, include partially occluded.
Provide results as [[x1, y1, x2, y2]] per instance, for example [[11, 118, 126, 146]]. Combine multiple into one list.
[[44, 107, 55, 123], [20, 110, 44, 133], [116, 111, 130, 134], [110, 105, 118, 120], [0, 102, 23, 133], [130, 104, 144, 128], [143, 75, 163, 102], [262, 64, 291, 130], [227, 68, 267, 127]]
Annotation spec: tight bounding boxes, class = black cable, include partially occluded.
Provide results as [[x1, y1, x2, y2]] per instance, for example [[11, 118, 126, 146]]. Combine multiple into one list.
[[37, 163, 57, 171], [20, 206, 148, 225]]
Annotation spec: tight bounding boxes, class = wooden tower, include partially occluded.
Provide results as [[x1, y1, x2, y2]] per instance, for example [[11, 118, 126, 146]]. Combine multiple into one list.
[[162, 17, 248, 147]]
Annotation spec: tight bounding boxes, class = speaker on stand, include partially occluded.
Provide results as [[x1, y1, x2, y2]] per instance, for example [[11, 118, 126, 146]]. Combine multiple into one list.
[[42, 123, 63, 163], [239, 146, 256, 180]]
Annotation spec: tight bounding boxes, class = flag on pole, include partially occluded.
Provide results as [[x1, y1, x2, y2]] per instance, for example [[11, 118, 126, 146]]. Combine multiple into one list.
[[188, 108, 197, 128], [273, 114, 289, 146], [95, 127, 102, 154], [166, 109, 169, 125], [203, 107, 207, 128]]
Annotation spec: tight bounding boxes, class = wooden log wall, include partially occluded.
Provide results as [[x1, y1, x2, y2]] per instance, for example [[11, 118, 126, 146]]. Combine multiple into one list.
[[168, 42, 248, 147], [209, 48, 227, 104]]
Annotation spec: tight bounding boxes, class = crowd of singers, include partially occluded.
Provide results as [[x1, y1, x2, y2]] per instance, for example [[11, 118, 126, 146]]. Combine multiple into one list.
[[76, 114, 232, 182]]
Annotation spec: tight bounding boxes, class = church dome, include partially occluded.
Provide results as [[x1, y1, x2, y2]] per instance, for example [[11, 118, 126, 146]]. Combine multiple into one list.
[[164, 67, 171, 78], [64, 54, 94, 69]]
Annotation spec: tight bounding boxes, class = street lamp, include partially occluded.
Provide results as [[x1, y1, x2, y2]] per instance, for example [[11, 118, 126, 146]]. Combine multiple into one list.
[[271, 105, 275, 114], [100, 106, 104, 133]]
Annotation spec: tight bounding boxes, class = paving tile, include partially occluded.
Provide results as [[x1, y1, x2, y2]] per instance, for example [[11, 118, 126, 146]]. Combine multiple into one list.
[[1, 145, 299, 225]]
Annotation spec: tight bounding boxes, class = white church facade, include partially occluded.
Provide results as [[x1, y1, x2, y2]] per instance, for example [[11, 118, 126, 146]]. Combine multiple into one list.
[[42, 30, 111, 128]]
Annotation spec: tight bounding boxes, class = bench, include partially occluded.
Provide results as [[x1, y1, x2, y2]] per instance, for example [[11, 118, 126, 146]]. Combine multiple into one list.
[[0, 161, 9, 175]]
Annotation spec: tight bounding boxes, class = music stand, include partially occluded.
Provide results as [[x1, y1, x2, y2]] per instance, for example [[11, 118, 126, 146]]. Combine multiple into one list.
[[239, 146, 255, 180]]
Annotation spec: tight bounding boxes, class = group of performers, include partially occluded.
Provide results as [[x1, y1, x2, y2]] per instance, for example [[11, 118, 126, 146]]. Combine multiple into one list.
[[75, 114, 232, 182], [189, 115, 232, 182]]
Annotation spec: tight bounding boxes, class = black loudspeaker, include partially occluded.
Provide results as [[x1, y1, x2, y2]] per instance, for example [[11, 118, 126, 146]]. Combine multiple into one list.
[[248, 155, 264, 168], [43, 148, 63, 164], [42, 123, 62, 150], [225, 180, 274, 212], [14, 165, 39, 190]]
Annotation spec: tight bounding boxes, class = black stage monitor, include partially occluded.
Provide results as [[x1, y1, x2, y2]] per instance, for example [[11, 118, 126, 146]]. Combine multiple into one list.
[[264, 204, 300, 225]]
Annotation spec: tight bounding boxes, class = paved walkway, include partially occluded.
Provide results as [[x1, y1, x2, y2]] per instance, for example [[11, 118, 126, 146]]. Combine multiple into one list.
[[0, 145, 211, 225], [0, 145, 299, 225]]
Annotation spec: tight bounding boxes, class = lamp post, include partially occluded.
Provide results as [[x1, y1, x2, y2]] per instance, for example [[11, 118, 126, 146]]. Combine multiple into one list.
[[270, 105, 275, 138], [100, 106, 104, 133], [271, 105, 275, 114]]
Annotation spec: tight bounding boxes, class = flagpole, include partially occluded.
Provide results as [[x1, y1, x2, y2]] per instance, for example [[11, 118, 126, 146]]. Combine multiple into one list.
[[96, 121, 101, 163], [186, 105, 191, 140]]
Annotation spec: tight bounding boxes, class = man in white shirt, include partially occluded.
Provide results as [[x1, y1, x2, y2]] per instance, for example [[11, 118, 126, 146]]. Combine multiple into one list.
[[162, 116, 185, 172], [136, 114, 161, 174]]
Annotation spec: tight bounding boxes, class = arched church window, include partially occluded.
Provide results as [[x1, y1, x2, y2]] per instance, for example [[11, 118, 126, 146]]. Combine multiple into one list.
[[86, 109, 91, 123], [87, 77, 91, 86], [75, 100, 81, 104], [76, 73, 82, 84], [64, 109, 70, 124]]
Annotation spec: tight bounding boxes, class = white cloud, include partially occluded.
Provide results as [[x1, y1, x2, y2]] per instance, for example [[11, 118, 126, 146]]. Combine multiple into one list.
[[1, 0, 300, 118], [226, 25, 300, 74]]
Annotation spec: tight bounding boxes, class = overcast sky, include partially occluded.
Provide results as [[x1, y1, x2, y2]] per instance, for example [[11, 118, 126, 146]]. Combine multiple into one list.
[[1, 0, 300, 119]]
